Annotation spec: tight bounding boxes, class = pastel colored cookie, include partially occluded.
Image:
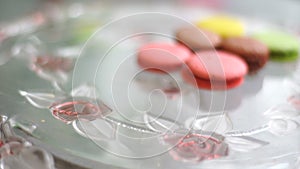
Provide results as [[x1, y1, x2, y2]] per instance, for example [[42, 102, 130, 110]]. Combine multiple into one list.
[[221, 37, 269, 72], [181, 68, 244, 90], [184, 50, 248, 90], [175, 26, 221, 50], [137, 43, 191, 72], [196, 16, 244, 38], [187, 50, 248, 80], [254, 31, 300, 61]]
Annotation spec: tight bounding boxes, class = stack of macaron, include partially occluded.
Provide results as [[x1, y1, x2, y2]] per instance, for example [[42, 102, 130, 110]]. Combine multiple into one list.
[[177, 16, 271, 73], [136, 15, 300, 90]]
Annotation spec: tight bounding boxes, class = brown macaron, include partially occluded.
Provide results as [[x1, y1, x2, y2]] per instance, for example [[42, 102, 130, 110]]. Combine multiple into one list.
[[221, 37, 269, 72], [175, 27, 222, 51]]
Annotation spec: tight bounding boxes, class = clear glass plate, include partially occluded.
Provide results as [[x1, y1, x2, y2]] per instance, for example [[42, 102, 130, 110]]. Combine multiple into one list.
[[1, 5, 300, 169]]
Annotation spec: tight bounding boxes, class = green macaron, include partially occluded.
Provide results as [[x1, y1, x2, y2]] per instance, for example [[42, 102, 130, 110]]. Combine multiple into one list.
[[253, 31, 300, 62]]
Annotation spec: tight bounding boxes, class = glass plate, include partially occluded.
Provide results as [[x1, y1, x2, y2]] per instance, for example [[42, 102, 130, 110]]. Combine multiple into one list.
[[1, 5, 300, 169]]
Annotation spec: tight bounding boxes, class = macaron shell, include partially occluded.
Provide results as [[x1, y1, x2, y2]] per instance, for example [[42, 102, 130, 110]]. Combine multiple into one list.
[[137, 43, 191, 72], [221, 37, 269, 72], [186, 50, 248, 81], [196, 16, 244, 38], [181, 68, 244, 90], [175, 27, 221, 50], [254, 31, 300, 51]]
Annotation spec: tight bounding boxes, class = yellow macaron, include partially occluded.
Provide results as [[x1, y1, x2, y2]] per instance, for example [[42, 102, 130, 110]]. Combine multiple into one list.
[[196, 16, 245, 38]]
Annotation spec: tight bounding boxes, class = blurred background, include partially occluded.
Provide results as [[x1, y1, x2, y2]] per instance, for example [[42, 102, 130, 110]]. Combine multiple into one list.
[[1, 0, 300, 29]]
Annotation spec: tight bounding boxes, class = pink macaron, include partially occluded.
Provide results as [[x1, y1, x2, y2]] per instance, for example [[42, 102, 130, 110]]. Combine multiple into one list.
[[137, 43, 191, 73], [183, 50, 248, 90]]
